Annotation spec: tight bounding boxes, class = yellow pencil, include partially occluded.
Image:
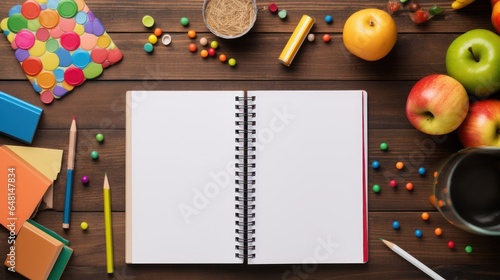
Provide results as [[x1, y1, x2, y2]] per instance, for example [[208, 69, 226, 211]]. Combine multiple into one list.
[[103, 173, 114, 274]]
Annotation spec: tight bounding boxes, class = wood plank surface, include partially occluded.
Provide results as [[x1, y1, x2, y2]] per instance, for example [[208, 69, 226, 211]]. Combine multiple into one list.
[[1, 0, 499, 279]]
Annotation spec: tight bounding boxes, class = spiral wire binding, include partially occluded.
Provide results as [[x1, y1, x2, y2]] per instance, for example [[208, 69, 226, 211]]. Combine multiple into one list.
[[235, 95, 256, 260]]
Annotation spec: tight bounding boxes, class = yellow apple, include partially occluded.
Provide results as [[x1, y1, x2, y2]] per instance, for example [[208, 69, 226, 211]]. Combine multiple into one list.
[[342, 8, 397, 61]]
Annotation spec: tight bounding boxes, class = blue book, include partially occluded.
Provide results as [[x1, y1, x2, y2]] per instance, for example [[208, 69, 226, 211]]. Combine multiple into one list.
[[0, 91, 42, 144]]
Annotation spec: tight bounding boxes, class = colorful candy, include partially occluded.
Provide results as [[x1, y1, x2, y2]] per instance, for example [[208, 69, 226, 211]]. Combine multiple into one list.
[[380, 142, 389, 151], [405, 182, 413, 191], [448, 240, 455, 249], [372, 184, 381, 193], [390, 179, 397, 188], [80, 221, 89, 230], [421, 212, 430, 221], [465, 245, 473, 253], [228, 58, 236, 66], [392, 220, 400, 230], [324, 15, 333, 24], [187, 29, 196, 39], [415, 229, 423, 238], [434, 228, 443, 236], [96, 133, 104, 142], [396, 161, 404, 170], [418, 167, 426, 175], [90, 150, 99, 159], [81, 175, 89, 184], [372, 160, 380, 169], [322, 34, 331, 43], [180, 17, 189, 26]]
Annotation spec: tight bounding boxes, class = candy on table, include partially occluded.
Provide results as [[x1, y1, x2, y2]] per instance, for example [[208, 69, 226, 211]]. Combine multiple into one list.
[[392, 220, 400, 230], [180, 17, 189, 26], [228, 58, 236, 66], [389, 179, 397, 188], [465, 245, 473, 253], [90, 150, 99, 159], [268, 3, 278, 13], [161, 34, 171, 46], [144, 42, 153, 53], [396, 161, 404, 170], [188, 43, 197, 52], [200, 49, 208, 58], [208, 48, 216, 57], [218, 54, 227, 62], [418, 167, 426, 175], [278, 10, 287, 19], [372, 184, 381, 193], [81, 175, 89, 184], [187, 29, 196, 39], [148, 34, 158, 44], [322, 34, 331, 43], [80, 221, 89, 230], [324, 15, 333, 24], [380, 142, 388, 151], [447, 240, 455, 249], [372, 160, 380, 169], [434, 228, 443, 236], [142, 15, 154, 28], [199, 37, 208, 46], [96, 133, 104, 142], [414, 229, 423, 238], [405, 182, 413, 191], [210, 40, 218, 49], [307, 33, 315, 42], [421, 212, 430, 221], [0, 0, 123, 104]]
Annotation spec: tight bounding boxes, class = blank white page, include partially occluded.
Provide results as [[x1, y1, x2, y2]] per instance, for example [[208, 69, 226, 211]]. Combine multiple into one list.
[[248, 90, 368, 264], [126, 91, 242, 264]]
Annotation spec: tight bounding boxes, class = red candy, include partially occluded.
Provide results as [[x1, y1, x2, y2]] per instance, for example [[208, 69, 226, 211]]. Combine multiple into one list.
[[448, 241, 455, 249]]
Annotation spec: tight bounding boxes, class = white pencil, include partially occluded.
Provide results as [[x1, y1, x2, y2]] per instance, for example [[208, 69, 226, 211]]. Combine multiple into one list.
[[380, 238, 445, 280]]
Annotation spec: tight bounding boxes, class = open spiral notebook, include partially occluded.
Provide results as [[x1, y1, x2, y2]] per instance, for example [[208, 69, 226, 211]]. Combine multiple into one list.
[[125, 90, 368, 264]]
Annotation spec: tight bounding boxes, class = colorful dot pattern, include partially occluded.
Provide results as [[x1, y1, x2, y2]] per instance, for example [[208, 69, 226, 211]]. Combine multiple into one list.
[[0, 0, 123, 104]]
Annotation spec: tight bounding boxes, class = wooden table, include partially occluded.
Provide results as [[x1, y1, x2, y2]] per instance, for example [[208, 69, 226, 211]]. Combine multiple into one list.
[[1, 0, 500, 279]]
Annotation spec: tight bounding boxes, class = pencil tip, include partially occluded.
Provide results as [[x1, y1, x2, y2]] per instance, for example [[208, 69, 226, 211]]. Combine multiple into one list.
[[73, 115, 76, 120], [379, 238, 384, 241]]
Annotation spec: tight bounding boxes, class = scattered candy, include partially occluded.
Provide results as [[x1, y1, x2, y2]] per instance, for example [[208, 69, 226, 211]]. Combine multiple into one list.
[[405, 182, 413, 191], [96, 133, 104, 142], [161, 34, 172, 46], [210, 40, 219, 49], [322, 34, 331, 43], [409, 9, 431, 24], [148, 34, 158, 44], [324, 15, 333, 24], [228, 58, 237, 66], [81, 175, 89, 184], [415, 229, 423, 238], [80, 221, 89, 230], [390, 179, 397, 188], [219, 53, 227, 62], [421, 212, 430, 221], [387, 0, 401, 13], [434, 228, 443, 236], [396, 161, 404, 170], [200, 37, 208, 46], [154, 28, 162, 37], [187, 30, 196, 39], [408, 2, 421, 12], [372, 160, 380, 169], [392, 220, 400, 230], [200, 49, 208, 58], [372, 184, 381, 193], [188, 43, 197, 52], [278, 10, 287, 19], [142, 15, 155, 28], [380, 142, 388, 151], [465, 245, 473, 254], [307, 33, 315, 42], [269, 3, 278, 13], [144, 42, 153, 53], [448, 240, 455, 249], [91, 150, 99, 160], [429, 5, 444, 16], [418, 167, 426, 175], [208, 48, 216, 57], [180, 17, 189, 26]]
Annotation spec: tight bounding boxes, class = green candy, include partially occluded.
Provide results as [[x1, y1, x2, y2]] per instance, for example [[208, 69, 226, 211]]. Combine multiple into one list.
[[429, 5, 444, 16]]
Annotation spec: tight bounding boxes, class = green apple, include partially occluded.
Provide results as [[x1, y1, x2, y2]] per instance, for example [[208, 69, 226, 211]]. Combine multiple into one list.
[[445, 29, 500, 98]]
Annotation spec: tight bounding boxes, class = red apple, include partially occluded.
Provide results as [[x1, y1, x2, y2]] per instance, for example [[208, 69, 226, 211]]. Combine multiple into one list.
[[406, 74, 469, 135], [458, 99, 500, 147], [492, 1, 500, 33]]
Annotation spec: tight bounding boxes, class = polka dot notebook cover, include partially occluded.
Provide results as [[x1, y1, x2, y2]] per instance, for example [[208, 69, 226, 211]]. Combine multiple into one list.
[[0, 0, 123, 104]]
